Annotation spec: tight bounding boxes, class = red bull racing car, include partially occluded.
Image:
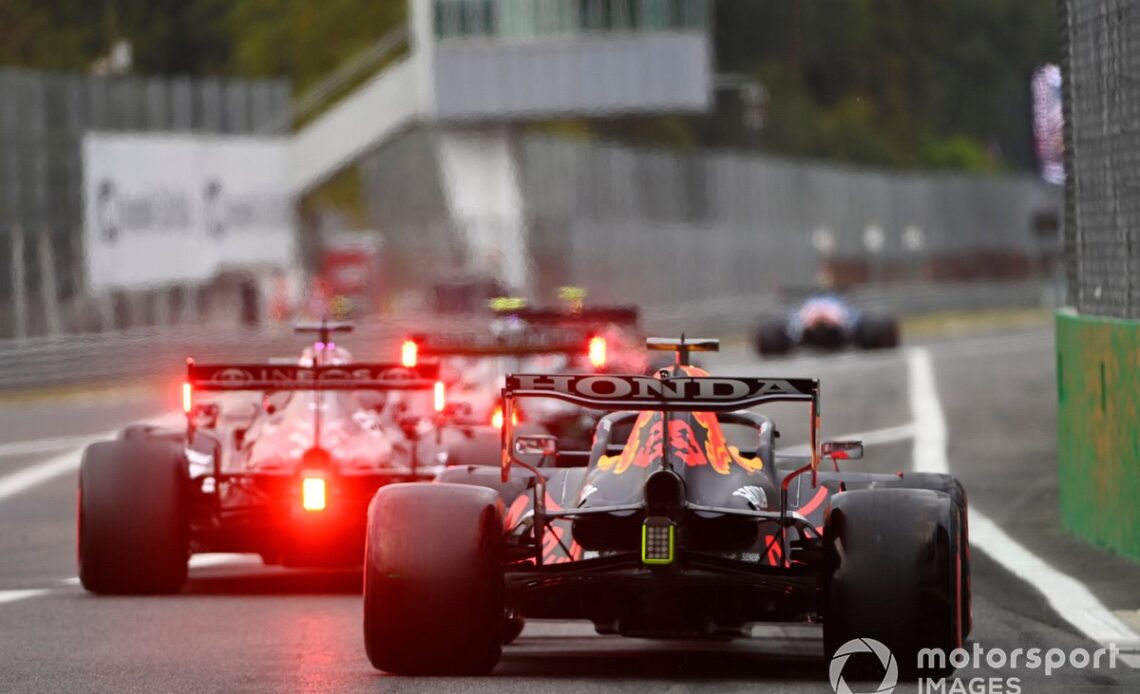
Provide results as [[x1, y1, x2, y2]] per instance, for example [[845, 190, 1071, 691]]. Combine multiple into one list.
[[361, 337, 970, 677], [77, 323, 445, 594]]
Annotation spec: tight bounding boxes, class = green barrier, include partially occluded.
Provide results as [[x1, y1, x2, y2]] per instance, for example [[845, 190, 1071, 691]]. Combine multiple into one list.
[[1055, 310, 1140, 561]]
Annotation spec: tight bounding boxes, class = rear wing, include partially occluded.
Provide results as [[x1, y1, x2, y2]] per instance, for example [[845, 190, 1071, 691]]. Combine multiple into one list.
[[494, 305, 640, 326], [186, 359, 439, 393], [407, 329, 589, 358], [500, 373, 821, 480]]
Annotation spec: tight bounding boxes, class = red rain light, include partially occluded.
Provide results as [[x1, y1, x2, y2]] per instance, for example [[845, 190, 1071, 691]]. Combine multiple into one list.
[[302, 477, 326, 512], [182, 382, 192, 414], [433, 381, 445, 412]]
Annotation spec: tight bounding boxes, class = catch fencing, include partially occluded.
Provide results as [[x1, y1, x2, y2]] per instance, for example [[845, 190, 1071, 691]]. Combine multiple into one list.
[[365, 133, 1063, 308], [0, 68, 291, 339], [1061, 0, 1140, 319]]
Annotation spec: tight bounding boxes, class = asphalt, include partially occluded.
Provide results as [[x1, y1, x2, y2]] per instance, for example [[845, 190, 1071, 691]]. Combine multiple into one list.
[[0, 325, 1138, 693]]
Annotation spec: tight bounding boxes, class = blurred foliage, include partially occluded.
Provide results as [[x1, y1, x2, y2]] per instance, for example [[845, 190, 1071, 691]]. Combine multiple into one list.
[[0, 0, 1057, 171], [710, 0, 1059, 171]]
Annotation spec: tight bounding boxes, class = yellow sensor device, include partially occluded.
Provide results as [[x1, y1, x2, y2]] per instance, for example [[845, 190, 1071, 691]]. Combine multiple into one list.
[[642, 517, 675, 565]]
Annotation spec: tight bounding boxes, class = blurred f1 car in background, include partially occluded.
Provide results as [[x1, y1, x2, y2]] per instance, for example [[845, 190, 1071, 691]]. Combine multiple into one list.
[[77, 322, 448, 595], [401, 301, 648, 454], [361, 337, 971, 676], [753, 293, 900, 357]]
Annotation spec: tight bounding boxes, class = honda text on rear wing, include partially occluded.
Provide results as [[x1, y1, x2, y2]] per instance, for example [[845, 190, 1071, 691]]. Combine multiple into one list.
[[500, 370, 821, 480]]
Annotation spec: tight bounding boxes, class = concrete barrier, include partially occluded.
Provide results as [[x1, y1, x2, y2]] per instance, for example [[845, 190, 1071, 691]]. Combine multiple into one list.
[[1055, 309, 1140, 561]]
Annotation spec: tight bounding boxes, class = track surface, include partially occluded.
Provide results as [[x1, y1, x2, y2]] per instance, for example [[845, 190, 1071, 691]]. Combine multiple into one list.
[[1, 326, 1138, 693]]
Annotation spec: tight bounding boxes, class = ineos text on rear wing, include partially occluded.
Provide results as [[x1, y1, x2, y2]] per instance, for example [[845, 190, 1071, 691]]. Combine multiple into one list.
[[187, 359, 439, 392]]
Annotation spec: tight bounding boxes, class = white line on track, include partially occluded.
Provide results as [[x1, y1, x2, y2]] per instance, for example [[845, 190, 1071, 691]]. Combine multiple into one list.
[[0, 589, 49, 604], [906, 346, 1140, 651], [0, 413, 181, 504], [0, 434, 107, 459], [0, 447, 89, 503], [55, 553, 260, 588]]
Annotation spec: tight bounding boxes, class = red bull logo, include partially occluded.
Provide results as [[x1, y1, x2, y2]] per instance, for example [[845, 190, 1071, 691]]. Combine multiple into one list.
[[598, 411, 762, 475]]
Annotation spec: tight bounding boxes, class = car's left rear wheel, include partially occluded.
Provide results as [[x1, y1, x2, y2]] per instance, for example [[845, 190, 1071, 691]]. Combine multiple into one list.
[[78, 440, 188, 594], [363, 483, 504, 674]]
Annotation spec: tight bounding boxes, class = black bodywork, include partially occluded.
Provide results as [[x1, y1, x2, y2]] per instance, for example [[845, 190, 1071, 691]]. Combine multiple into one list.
[[441, 360, 844, 638]]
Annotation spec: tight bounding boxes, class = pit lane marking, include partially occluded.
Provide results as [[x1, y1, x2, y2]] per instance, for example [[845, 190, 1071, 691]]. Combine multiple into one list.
[[0, 555, 262, 605], [0, 589, 49, 604], [0, 413, 181, 504], [0, 434, 106, 459], [0, 448, 89, 503], [908, 347, 1140, 654]]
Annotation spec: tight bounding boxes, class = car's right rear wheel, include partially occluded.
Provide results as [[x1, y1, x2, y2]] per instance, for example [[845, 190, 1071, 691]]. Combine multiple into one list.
[[823, 488, 962, 680]]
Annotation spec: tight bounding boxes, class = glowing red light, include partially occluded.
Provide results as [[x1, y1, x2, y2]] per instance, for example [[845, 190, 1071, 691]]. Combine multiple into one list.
[[491, 406, 518, 429], [433, 381, 445, 412], [401, 340, 418, 368], [182, 382, 192, 414], [302, 477, 326, 512], [588, 336, 607, 369]]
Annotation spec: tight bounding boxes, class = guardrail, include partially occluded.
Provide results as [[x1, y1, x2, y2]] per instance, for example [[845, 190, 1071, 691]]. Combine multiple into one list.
[[0, 280, 1053, 392]]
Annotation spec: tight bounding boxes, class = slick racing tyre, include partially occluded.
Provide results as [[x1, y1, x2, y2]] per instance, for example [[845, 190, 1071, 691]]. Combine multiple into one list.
[[753, 319, 792, 357], [854, 314, 900, 350], [824, 488, 963, 679], [78, 440, 189, 594], [874, 473, 972, 637], [364, 484, 504, 675]]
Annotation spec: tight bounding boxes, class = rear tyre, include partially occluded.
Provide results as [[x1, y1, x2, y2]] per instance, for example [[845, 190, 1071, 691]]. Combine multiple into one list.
[[824, 488, 962, 679], [854, 315, 900, 350], [753, 319, 792, 357], [875, 473, 972, 637], [78, 440, 188, 594], [363, 484, 504, 674]]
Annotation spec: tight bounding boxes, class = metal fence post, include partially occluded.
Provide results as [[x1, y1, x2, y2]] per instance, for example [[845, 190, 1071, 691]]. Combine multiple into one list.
[[36, 227, 62, 335], [10, 225, 27, 340]]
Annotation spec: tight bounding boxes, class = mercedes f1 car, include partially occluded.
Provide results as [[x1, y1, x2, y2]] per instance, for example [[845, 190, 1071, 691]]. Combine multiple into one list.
[[754, 293, 899, 357], [77, 323, 445, 594], [361, 337, 970, 677]]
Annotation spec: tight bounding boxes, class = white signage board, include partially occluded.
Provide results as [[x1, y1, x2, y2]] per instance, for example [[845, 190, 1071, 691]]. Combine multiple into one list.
[[83, 133, 295, 291]]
